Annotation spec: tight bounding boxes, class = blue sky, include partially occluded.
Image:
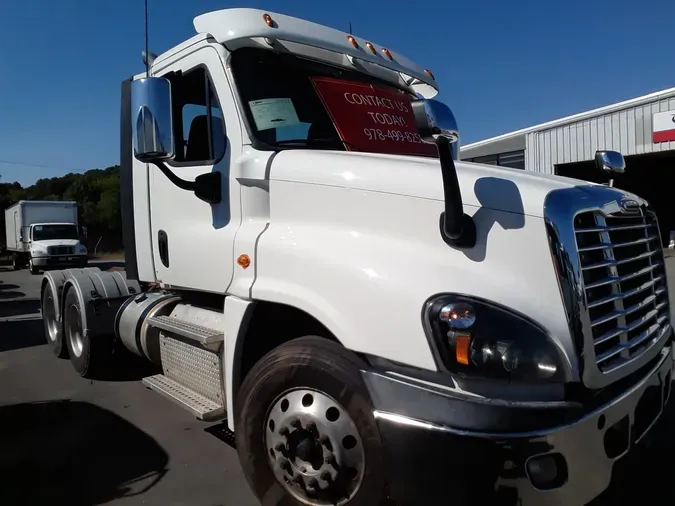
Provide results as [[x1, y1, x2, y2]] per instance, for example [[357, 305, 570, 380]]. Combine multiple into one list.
[[1, 0, 673, 187]]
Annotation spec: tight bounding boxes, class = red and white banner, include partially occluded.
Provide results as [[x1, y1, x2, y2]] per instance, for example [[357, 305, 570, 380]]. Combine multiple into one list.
[[652, 110, 675, 143], [310, 77, 437, 157]]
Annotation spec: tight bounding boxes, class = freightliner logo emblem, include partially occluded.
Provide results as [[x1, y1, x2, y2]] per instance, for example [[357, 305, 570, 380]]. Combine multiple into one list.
[[620, 199, 640, 214]]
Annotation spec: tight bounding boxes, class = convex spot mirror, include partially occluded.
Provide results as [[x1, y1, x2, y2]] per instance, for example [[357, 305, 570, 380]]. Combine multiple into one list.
[[411, 99, 460, 160], [131, 77, 175, 163], [595, 150, 625, 174]]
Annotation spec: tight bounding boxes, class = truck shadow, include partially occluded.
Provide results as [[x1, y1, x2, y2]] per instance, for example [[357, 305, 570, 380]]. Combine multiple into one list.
[[0, 281, 26, 300], [91, 351, 161, 382], [0, 298, 41, 318], [0, 317, 44, 352], [0, 400, 169, 505]]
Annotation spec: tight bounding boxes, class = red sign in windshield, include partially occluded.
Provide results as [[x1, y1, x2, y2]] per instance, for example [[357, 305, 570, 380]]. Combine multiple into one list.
[[310, 77, 437, 157]]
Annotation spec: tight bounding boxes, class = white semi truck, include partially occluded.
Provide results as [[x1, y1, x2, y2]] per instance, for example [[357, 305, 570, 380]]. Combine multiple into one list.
[[40, 8, 673, 506], [4, 200, 88, 273]]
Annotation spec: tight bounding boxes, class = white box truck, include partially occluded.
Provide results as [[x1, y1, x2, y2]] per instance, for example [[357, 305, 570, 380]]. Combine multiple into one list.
[[38, 8, 673, 506], [4, 200, 88, 273]]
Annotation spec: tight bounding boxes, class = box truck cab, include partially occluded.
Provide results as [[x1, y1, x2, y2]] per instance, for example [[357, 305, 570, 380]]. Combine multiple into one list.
[[4, 200, 88, 273], [39, 8, 673, 506]]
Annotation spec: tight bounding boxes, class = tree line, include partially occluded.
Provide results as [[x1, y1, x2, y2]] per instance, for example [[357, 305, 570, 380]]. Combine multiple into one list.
[[0, 165, 122, 253]]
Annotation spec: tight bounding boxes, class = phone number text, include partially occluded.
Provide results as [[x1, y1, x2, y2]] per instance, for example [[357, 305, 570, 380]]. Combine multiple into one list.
[[363, 128, 423, 143]]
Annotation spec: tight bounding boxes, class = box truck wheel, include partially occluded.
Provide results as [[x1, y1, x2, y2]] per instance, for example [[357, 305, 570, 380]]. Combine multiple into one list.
[[63, 287, 111, 377], [235, 336, 386, 506], [29, 257, 40, 275], [42, 283, 68, 358]]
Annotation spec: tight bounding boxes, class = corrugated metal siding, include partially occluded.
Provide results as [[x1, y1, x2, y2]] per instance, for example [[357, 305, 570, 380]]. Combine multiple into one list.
[[525, 96, 675, 173]]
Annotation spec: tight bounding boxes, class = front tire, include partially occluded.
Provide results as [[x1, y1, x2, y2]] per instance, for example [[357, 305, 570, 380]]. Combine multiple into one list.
[[29, 258, 40, 275], [63, 287, 111, 377], [235, 336, 387, 506]]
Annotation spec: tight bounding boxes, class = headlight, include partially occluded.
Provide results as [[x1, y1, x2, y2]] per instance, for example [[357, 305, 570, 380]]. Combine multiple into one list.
[[31, 247, 47, 256], [423, 294, 567, 382]]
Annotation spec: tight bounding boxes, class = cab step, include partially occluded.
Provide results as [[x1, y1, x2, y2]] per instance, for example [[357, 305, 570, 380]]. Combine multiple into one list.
[[143, 374, 225, 421], [147, 314, 224, 347]]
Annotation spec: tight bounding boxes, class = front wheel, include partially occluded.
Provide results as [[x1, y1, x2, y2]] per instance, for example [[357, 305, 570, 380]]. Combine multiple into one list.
[[235, 336, 387, 506], [29, 258, 40, 275]]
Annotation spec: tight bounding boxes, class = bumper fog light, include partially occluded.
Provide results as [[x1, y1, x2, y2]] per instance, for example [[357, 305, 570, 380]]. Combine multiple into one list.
[[525, 453, 567, 490]]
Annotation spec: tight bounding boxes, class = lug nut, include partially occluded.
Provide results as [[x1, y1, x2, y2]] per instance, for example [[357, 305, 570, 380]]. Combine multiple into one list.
[[325, 454, 336, 465], [292, 475, 303, 485], [290, 418, 302, 428], [306, 421, 317, 433], [274, 443, 285, 452], [320, 471, 331, 481], [320, 435, 333, 451], [279, 426, 290, 436], [280, 459, 290, 471], [308, 478, 319, 489]]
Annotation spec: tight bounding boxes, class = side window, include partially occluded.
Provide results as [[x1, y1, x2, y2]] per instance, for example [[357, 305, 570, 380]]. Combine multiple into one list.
[[169, 67, 226, 165]]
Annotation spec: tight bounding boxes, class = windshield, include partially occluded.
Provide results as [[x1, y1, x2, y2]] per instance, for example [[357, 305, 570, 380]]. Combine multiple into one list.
[[32, 224, 78, 241], [230, 48, 438, 159]]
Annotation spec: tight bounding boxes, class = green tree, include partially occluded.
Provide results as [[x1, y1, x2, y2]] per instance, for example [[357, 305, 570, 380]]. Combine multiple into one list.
[[1, 165, 122, 252]]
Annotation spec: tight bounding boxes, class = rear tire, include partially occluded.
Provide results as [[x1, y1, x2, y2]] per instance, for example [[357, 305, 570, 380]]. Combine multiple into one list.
[[235, 336, 387, 506], [42, 283, 67, 358], [63, 286, 111, 377]]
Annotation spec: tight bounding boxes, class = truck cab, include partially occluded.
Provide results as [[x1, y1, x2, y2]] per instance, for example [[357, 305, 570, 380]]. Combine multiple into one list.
[[39, 8, 673, 506], [27, 222, 88, 274], [4, 200, 88, 273]]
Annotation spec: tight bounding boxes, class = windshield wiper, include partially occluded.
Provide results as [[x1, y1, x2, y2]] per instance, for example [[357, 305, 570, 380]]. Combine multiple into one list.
[[269, 138, 359, 151]]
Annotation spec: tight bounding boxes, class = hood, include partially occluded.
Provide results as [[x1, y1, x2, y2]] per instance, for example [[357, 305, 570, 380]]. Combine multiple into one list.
[[269, 150, 594, 217], [32, 239, 80, 247]]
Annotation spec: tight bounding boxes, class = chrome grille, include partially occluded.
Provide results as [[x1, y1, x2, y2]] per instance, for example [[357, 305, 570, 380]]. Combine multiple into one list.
[[575, 210, 670, 373], [48, 245, 75, 255]]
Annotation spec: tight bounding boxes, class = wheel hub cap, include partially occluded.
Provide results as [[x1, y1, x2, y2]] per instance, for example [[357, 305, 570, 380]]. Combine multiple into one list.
[[265, 389, 365, 506]]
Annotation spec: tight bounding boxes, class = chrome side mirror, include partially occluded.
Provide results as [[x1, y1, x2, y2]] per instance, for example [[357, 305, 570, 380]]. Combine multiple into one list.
[[595, 150, 625, 174], [131, 77, 175, 162], [412, 99, 460, 160], [595, 150, 625, 187], [412, 99, 475, 248]]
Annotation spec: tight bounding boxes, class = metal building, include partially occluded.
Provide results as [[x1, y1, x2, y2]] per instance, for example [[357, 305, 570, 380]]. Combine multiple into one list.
[[460, 86, 675, 240]]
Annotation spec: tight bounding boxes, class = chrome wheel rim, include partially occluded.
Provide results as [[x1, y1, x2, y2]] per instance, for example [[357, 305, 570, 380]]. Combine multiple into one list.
[[66, 302, 84, 357], [43, 290, 58, 343], [265, 388, 365, 506]]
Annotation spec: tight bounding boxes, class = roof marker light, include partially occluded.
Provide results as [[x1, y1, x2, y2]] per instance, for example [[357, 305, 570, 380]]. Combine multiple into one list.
[[263, 13, 275, 27], [347, 35, 359, 48], [381, 48, 393, 60], [365, 42, 376, 54], [424, 69, 435, 80]]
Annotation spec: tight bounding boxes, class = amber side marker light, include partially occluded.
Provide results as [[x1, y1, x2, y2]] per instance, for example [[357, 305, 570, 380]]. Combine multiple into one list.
[[455, 334, 471, 366], [365, 42, 376, 54], [346, 35, 359, 48], [381, 47, 393, 60], [237, 254, 251, 269], [424, 69, 435, 80], [263, 13, 275, 27]]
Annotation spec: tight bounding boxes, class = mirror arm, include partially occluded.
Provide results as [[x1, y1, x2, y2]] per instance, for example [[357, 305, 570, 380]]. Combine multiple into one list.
[[152, 161, 222, 204], [436, 137, 477, 249]]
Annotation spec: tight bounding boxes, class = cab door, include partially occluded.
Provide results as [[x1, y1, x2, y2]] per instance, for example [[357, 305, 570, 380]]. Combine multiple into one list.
[[148, 45, 242, 292]]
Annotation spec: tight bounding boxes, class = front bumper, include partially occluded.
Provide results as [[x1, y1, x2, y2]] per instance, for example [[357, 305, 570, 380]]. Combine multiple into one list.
[[363, 343, 674, 506], [32, 255, 88, 268]]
